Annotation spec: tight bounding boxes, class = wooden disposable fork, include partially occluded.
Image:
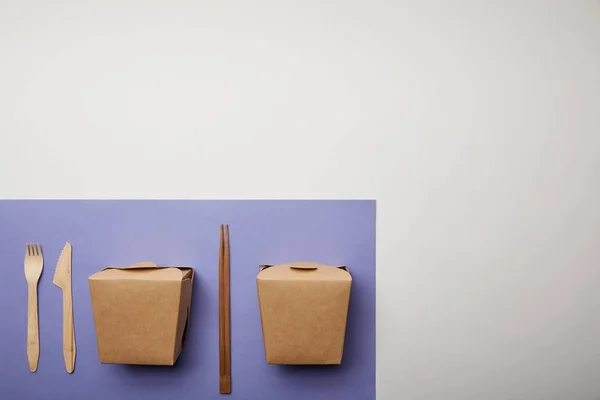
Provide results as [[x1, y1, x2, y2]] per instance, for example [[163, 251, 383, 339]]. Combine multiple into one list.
[[24, 243, 43, 372]]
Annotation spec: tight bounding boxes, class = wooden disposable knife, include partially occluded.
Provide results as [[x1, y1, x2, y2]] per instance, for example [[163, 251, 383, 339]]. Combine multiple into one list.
[[53, 242, 76, 373]]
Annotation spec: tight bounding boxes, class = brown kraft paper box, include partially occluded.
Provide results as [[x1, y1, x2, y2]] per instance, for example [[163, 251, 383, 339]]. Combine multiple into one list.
[[88, 261, 194, 365], [256, 262, 352, 365]]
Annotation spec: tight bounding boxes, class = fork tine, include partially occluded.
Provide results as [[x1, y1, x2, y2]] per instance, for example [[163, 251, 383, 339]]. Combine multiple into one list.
[[36, 243, 41, 256], [26, 243, 30, 256]]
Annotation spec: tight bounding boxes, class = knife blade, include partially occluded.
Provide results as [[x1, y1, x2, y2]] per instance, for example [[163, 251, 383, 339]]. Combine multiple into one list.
[[53, 242, 76, 373]]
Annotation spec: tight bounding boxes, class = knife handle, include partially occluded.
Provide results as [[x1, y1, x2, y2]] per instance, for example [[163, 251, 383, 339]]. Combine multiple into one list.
[[62, 287, 75, 373], [27, 283, 39, 372]]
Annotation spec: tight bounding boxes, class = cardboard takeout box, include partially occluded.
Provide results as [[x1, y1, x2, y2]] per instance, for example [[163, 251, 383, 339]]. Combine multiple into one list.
[[88, 261, 194, 365], [256, 262, 352, 365]]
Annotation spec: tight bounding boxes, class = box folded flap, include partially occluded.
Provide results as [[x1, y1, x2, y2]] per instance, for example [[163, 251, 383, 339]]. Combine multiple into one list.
[[258, 262, 351, 281], [89, 262, 192, 281], [260, 261, 348, 272], [181, 269, 194, 280]]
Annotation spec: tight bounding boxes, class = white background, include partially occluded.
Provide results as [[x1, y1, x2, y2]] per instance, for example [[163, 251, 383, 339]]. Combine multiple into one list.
[[1, 1, 600, 399]]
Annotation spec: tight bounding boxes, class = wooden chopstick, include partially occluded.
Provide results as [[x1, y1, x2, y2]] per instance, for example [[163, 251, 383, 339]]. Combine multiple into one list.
[[219, 224, 231, 394]]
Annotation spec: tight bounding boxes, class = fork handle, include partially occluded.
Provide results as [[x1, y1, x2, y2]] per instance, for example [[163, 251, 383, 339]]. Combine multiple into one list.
[[27, 283, 39, 372]]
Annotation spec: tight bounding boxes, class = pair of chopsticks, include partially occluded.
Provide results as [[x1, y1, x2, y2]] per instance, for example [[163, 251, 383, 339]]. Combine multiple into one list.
[[219, 224, 231, 394]]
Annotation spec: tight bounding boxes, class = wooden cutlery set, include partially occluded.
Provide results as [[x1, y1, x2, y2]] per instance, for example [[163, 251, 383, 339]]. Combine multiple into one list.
[[24, 242, 76, 373]]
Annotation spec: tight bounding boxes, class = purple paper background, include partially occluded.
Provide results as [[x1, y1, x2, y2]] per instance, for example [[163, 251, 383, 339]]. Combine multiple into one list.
[[0, 200, 375, 400]]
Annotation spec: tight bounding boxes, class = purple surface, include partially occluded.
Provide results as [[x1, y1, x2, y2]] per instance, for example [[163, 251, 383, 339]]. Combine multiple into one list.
[[0, 200, 375, 400]]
